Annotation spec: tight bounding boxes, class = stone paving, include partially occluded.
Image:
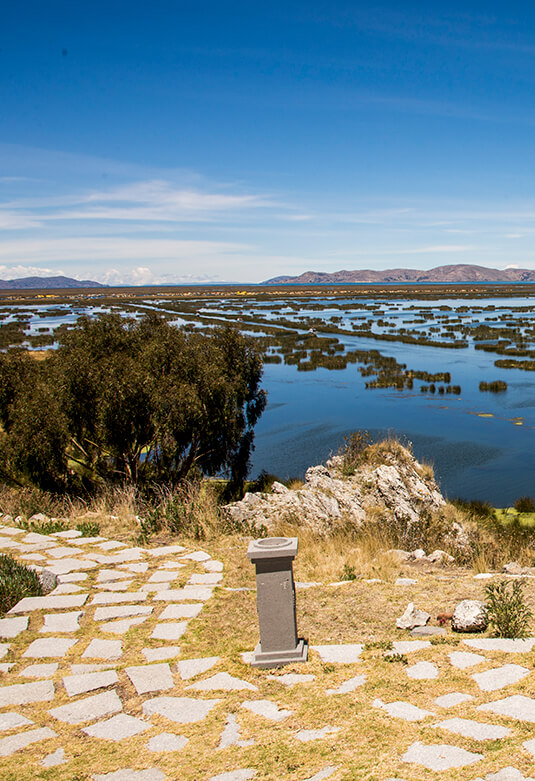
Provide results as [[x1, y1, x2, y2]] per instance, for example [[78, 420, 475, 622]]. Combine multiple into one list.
[[1, 523, 535, 778]]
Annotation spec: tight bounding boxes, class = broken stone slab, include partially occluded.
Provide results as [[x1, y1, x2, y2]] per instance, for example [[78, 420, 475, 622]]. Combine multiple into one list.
[[179, 550, 211, 562], [451, 600, 488, 632], [40, 611, 83, 633], [159, 604, 203, 620], [83, 713, 151, 741], [402, 741, 483, 770], [326, 674, 366, 695], [100, 616, 149, 634], [59, 572, 88, 582], [0, 616, 28, 638], [265, 672, 316, 685], [47, 545, 84, 558], [119, 562, 149, 573], [449, 651, 486, 669], [151, 622, 188, 641], [147, 544, 187, 557], [23, 637, 78, 658], [435, 692, 473, 708], [478, 695, 535, 722], [147, 571, 181, 583], [142, 647, 181, 663], [406, 662, 439, 680], [90, 592, 147, 605], [473, 770, 535, 781], [0, 663, 14, 673], [434, 717, 511, 740], [53, 530, 83, 538], [152, 586, 214, 601], [523, 737, 535, 758], [49, 689, 123, 724], [8, 594, 88, 613], [50, 583, 85, 594], [98, 541, 127, 551], [126, 663, 174, 694], [82, 639, 122, 659], [472, 664, 530, 692], [93, 770, 165, 781], [464, 638, 535, 653], [98, 581, 134, 592], [0, 680, 55, 707], [373, 698, 434, 721], [0, 726, 57, 757], [303, 769, 338, 781], [142, 696, 220, 723], [396, 603, 430, 630], [41, 747, 67, 767], [97, 569, 133, 583], [94, 605, 153, 621], [0, 712, 33, 730], [177, 656, 219, 680], [187, 672, 257, 691], [203, 560, 224, 572], [241, 699, 292, 721], [63, 669, 119, 696], [147, 732, 188, 752], [46, 559, 98, 575], [189, 573, 223, 585], [410, 626, 446, 637], [219, 713, 255, 748], [311, 644, 363, 663], [20, 663, 58, 678], [295, 726, 340, 742]]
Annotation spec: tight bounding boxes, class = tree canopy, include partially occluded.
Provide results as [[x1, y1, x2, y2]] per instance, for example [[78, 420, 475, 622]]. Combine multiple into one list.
[[0, 314, 266, 493]]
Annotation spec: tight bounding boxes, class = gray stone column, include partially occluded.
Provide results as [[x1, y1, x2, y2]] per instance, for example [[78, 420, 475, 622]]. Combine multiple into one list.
[[247, 536, 308, 668]]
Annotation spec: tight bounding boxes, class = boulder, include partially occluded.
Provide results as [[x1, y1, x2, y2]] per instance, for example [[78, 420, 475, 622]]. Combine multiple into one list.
[[410, 548, 427, 560], [396, 602, 430, 630], [38, 569, 58, 595], [29, 513, 50, 523], [451, 599, 488, 633], [427, 549, 455, 565], [502, 562, 523, 575]]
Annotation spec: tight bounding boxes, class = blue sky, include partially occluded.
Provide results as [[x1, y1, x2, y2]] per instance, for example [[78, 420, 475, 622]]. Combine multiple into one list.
[[3, 2, 535, 283]]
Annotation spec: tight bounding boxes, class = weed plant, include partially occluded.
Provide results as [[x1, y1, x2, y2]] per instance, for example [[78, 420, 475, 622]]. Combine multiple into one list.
[[484, 579, 533, 638], [0, 553, 42, 615]]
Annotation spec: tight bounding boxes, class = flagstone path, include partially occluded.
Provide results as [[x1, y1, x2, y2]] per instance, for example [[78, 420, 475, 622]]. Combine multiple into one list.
[[1, 521, 535, 779]]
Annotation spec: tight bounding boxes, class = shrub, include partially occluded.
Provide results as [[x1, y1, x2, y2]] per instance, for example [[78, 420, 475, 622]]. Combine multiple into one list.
[[76, 520, 100, 537], [484, 579, 533, 638], [339, 430, 372, 475], [17, 518, 67, 534], [514, 496, 535, 513], [340, 563, 357, 581], [0, 554, 42, 615]]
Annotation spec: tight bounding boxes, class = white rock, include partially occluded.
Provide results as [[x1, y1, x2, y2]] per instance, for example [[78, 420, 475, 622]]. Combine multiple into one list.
[[451, 600, 487, 632], [396, 603, 430, 630]]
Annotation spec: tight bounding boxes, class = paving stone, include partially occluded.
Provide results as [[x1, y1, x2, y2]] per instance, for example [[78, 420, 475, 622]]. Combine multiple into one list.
[[0, 526, 23, 535], [392, 640, 431, 654], [159, 604, 203, 620], [83, 639, 123, 659], [0, 643, 10, 658], [435, 692, 473, 707], [20, 663, 58, 678], [189, 573, 223, 585], [47, 559, 98, 575], [187, 672, 257, 691], [47, 546, 84, 558], [241, 699, 292, 721], [50, 583, 84, 594], [0, 726, 57, 757], [373, 699, 433, 721], [126, 663, 174, 694], [83, 713, 151, 741], [524, 737, 535, 758], [59, 572, 88, 582], [148, 544, 187, 557], [140, 583, 172, 592], [98, 541, 127, 551], [94, 605, 153, 621], [472, 664, 530, 691], [143, 647, 181, 662], [410, 626, 446, 637], [23, 637, 77, 657], [209, 772, 256, 781], [93, 769, 165, 781], [119, 562, 149, 573], [407, 661, 439, 679], [0, 663, 14, 672], [464, 638, 535, 653], [304, 768, 338, 781], [97, 569, 133, 583], [8, 594, 88, 613], [147, 732, 188, 752], [151, 622, 188, 641], [478, 695, 535, 722], [474, 573, 494, 580], [311, 644, 363, 663], [203, 560, 224, 572], [395, 578, 417, 585], [148, 571, 181, 583], [71, 664, 115, 673], [49, 690, 122, 724], [75, 536, 106, 544], [90, 592, 147, 605], [0, 616, 28, 638], [296, 726, 340, 742], [40, 611, 83, 633], [0, 712, 33, 730], [91, 551, 142, 565], [41, 747, 66, 767], [100, 616, 149, 633], [434, 717, 511, 740], [179, 550, 211, 561], [402, 741, 483, 770], [177, 656, 219, 680], [153, 586, 214, 601], [326, 674, 366, 695], [53, 530, 83, 538], [219, 713, 255, 748], [63, 669, 119, 696], [21, 553, 46, 561], [266, 672, 316, 685], [23, 532, 55, 544], [449, 651, 486, 669], [473, 769, 535, 781], [142, 696, 220, 723], [96, 581, 134, 592]]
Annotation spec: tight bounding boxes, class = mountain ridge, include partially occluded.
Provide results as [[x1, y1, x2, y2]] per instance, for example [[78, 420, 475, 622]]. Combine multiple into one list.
[[263, 264, 535, 284], [0, 276, 106, 290]]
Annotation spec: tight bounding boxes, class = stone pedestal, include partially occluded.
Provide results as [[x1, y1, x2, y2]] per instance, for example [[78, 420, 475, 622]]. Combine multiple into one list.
[[247, 537, 308, 669]]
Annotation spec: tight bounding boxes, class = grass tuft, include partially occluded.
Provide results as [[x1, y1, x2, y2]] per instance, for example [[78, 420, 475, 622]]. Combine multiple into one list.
[[0, 553, 42, 615]]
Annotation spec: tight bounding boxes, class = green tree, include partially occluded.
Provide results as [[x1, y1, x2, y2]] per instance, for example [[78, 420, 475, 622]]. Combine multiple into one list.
[[0, 314, 266, 492]]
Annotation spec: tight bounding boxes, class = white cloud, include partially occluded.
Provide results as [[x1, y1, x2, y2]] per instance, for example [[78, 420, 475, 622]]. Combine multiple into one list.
[[0, 264, 64, 278]]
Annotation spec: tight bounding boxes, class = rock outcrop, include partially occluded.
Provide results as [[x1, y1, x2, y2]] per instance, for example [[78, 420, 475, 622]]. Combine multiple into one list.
[[224, 445, 453, 539]]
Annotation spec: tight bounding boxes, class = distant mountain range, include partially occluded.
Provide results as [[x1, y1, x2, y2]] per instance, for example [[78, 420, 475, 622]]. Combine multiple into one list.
[[0, 276, 106, 290], [263, 264, 535, 285]]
